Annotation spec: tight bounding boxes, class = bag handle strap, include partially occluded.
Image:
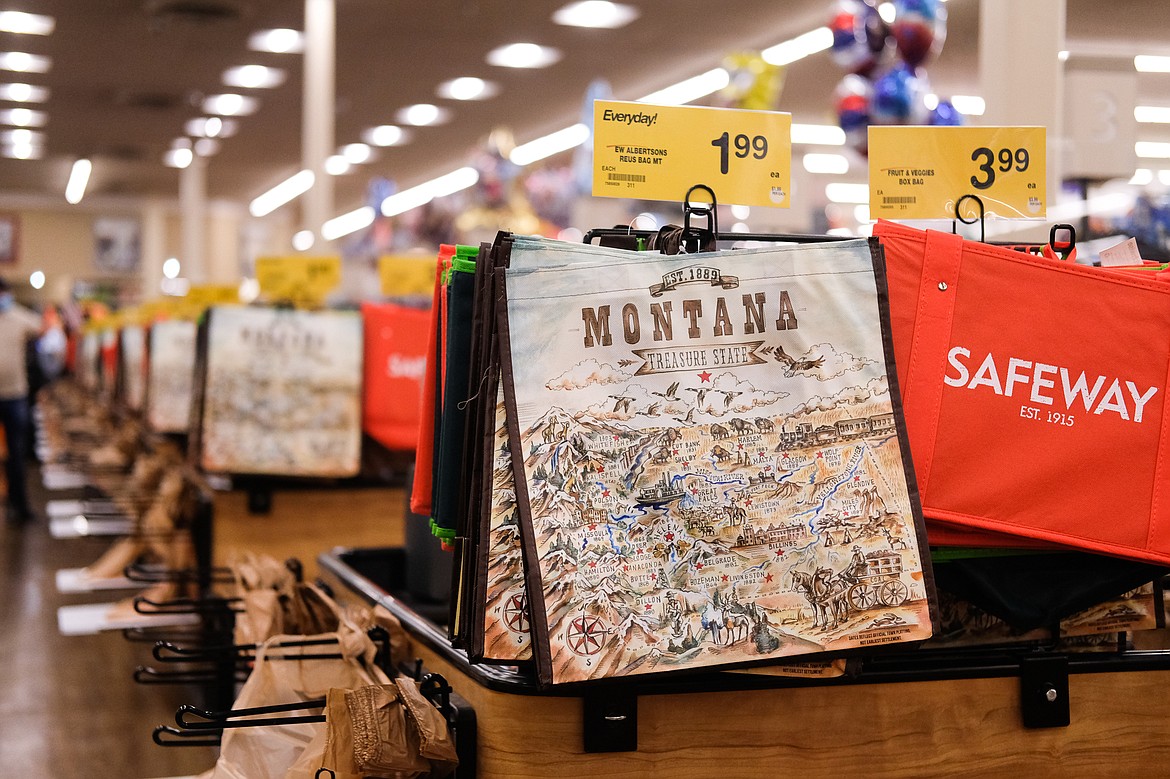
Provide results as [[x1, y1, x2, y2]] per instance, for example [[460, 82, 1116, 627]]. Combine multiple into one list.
[[901, 229, 965, 491]]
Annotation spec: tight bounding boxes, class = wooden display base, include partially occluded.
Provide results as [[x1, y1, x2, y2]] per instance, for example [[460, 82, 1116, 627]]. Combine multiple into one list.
[[319, 551, 1170, 779]]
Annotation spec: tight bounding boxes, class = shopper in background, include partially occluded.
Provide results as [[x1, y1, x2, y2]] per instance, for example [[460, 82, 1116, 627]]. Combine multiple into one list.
[[0, 277, 43, 523]]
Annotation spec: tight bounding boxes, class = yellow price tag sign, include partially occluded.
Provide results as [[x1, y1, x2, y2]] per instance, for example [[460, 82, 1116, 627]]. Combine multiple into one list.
[[592, 100, 792, 208], [378, 255, 434, 297], [868, 126, 1046, 220], [255, 256, 341, 306], [186, 284, 240, 307]]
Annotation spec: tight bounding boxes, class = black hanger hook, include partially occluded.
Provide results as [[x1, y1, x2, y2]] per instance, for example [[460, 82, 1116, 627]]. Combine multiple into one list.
[[953, 194, 986, 243]]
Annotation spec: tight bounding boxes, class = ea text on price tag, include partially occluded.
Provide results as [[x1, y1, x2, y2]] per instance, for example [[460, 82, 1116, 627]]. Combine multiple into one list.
[[255, 255, 341, 307], [868, 126, 1046, 220], [592, 100, 792, 208]]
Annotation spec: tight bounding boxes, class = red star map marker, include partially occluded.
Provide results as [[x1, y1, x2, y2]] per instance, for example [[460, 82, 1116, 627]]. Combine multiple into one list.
[[744, 499, 753, 506], [623, 565, 629, 571], [597, 465, 605, 473], [588, 561, 597, 568], [602, 489, 610, 497], [690, 487, 699, 495], [737, 443, 744, 450], [696, 562, 704, 570], [637, 548, 644, 554], [765, 573, 774, 582], [665, 532, 674, 541], [816, 452, 824, 459], [774, 548, 784, 557], [673, 449, 679, 455], [698, 371, 712, 382], [682, 460, 690, 467], [645, 603, 653, 610], [721, 574, 730, 582], [853, 475, 861, 482], [588, 523, 597, 531]]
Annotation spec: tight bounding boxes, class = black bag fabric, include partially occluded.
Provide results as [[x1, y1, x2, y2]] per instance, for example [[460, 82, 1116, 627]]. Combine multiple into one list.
[[933, 552, 1167, 631]]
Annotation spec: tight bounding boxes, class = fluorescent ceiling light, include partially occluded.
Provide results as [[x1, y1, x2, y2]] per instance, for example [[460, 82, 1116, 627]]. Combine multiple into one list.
[[730, 205, 750, 220], [552, 1, 639, 28], [923, 93, 940, 111], [1129, 169, 1153, 185], [381, 166, 479, 217], [803, 152, 850, 175], [791, 123, 845, 145], [0, 82, 48, 102], [202, 93, 258, 116], [292, 230, 314, 251], [342, 143, 372, 164], [164, 148, 193, 168], [1160, 170, 1170, 186], [0, 11, 55, 36], [436, 76, 498, 101], [193, 138, 219, 157], [510, 123, 590, 166], [1, 127, 41, 145], [363, 124, 410, 147], [854, 204, 871, 223], [1135, 55, 1170, 73], [223, 64, 286, 89], [0, 51, 50, 73], [0, 107, 44, 126], [877, 3, 895, 23], [762, 27, 833, 67], [184, 117, 237, 138], [951, 95, 986, 116], [162, 258, 181, 279], [1135, 106, 1170, 124], [638, 68, 729, 105], [65, 158, 91, 204], [28, 270, 44, 290], [1058, 50, 1070, 62], [324, 154, 351, 176], [250, 170, 315, 217], [486, 42, 562, 69], [249, 28, 304, 54], [825, 182, 870, 203], [321, 206, 375, 241], [1136, 141, 1170, 159], [3, 141, 42, 159], [396, 103, 450, 126]]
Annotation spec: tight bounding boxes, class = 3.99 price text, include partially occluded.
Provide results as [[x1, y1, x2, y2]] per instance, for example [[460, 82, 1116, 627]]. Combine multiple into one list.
[[970, 146, 1030, 190]]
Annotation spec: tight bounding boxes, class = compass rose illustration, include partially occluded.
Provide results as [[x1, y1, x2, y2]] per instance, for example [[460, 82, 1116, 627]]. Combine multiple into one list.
[[565, 614, 609, 656], [503, 590, 529, 634]]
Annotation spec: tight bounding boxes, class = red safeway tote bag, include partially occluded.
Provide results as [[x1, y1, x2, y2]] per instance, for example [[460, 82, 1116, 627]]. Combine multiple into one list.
[[874, 219, 1170, 564], [361, 301, 430, 451]]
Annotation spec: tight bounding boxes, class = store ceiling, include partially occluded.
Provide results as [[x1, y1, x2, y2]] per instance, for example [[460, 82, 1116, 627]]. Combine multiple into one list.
[[0, 0, 1166, 215]]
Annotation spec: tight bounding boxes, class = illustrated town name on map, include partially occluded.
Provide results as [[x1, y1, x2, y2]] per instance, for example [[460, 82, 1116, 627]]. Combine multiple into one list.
[[580, 291, 798, 348]]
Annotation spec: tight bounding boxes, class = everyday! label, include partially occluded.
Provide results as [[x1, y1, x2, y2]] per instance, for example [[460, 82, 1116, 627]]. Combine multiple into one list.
[[255, 256, 341, 307], [592, 99, 792, 208], [868, 126, 1046, 219]]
